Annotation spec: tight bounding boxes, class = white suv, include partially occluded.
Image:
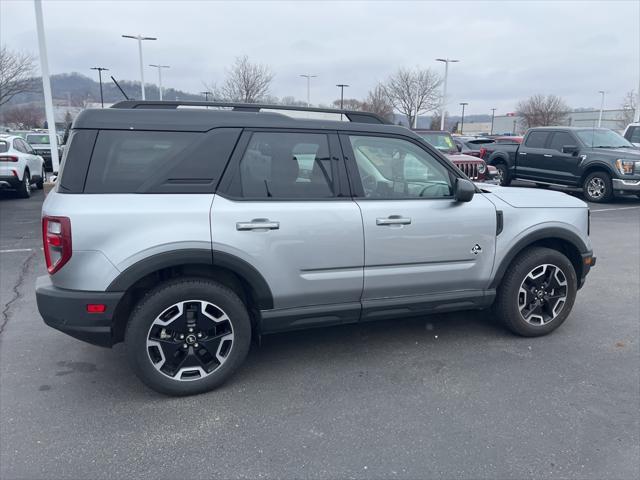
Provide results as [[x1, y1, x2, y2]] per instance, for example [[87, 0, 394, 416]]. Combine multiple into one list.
[[0, 134, 46, 198], [623, 123, 640, 147]]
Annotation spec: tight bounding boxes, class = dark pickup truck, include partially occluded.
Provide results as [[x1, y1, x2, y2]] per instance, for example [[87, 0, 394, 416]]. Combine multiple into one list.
[[480, 127, 640, 202]]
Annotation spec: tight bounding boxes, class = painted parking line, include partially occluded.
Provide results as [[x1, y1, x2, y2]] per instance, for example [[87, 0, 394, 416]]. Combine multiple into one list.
[[0, 248, 35, 254], [590, 206, 640, 213]]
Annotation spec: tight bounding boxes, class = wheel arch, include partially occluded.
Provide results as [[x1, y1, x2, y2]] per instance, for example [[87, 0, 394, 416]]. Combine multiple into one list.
[[490, 228, 588, 290], [108, 249, 273, 344], [580, 162, 616, 183]]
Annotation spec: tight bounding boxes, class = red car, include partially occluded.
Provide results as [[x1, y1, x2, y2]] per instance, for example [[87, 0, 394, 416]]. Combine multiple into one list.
[[414, 130, 497, 182]]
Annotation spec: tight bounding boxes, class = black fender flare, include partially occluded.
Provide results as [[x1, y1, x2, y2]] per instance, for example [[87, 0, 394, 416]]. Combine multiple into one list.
[[106, 249, 273, 309], [580, 161, 617, 181], [489, 227, 589, 289]]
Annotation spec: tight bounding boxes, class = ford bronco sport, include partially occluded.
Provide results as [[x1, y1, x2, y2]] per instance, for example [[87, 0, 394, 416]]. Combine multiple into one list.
[[36, 101, 596, 396]]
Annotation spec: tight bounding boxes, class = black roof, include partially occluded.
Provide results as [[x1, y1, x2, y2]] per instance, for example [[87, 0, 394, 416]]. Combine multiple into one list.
[[72, 101, 408, 135]]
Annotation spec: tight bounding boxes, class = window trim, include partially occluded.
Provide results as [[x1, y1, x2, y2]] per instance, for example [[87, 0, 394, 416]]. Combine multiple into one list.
[[523, 130, 552, 149], [339, 131, 463, 201], [217, 128, 352, 202]]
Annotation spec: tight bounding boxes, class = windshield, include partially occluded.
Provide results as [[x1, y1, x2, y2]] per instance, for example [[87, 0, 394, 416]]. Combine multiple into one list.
[[26, 134, 50, 145], [417, 132, 457, 154], [576, 129, 634, 148]]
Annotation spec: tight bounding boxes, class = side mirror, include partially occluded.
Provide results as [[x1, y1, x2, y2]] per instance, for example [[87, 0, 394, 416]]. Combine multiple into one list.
[[454, 178, 475, 202], [562, 145, 579, 155]]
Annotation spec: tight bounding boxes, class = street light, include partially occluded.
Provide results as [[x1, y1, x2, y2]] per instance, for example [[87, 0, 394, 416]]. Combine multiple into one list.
[[459, 102, 468, 134], [300, 74, 317, 107], [90, 67, 109, 108], [436, 58, 459, 130], [336, 84, 349, 109], [598, 90, 606, 127], [122, 34, 157, 100], [200, 91, 212, 101], [490, 108, 496, 135], [149, 64, 169, 100]]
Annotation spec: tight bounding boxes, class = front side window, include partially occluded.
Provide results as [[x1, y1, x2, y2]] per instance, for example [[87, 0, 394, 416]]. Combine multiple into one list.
[[349, 135, 452, 199], [238, 132, 334, 198], [548, 132, 576, 152], [524, 131, 550, 148]]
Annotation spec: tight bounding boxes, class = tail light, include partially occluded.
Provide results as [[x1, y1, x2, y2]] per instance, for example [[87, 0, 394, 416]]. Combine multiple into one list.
[[0, 155, 19, 162], [479, 147, 487, 159], [42, 216, 72, 274]]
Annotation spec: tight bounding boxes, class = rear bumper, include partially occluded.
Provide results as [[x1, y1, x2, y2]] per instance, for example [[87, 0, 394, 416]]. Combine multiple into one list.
[[612, 178, 640, 194], [36, 276, 124, 347], [0, 175, 20, 189]]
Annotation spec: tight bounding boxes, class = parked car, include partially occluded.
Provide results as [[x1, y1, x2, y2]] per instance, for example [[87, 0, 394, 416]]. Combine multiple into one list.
[[36, 101, 596, 396], [492, 136, 523, 145], [623, 123, 640, 147], [453, 136, 495, 157], [0, 134, 46, 197], [414, 130, 497, 182], [25, 132, 63, 172], [480, 127, 640, 202]]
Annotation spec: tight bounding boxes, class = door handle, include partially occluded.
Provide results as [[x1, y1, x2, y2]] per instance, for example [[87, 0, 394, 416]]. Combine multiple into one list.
[[376, 216, 412, 226], [543, 154, 553, 157], [519, 152, 527, 156], [236, 219, 280, 231]]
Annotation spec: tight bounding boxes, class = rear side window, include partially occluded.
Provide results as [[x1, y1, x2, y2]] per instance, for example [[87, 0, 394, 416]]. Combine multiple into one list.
[[524, 131, 550, 148], [84, 129, 240, 194]]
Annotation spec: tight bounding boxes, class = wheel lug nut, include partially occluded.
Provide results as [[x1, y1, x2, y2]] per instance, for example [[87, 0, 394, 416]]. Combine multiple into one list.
[[197, 332, 203, 338], [183, 343, 188, 349], [188, 328, 194, 333], [179, 334, 184, 340], [194, 343, 199, 348]]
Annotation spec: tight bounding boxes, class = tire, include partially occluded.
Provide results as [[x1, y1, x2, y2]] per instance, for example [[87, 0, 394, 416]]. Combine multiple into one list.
[[582, 171, 613, 203], [125, 278, 252, 396], [36, 168, 45, 190], [495, 163, 511, 186], [494, 247, 577, 337], [16, 171, 31, 198]]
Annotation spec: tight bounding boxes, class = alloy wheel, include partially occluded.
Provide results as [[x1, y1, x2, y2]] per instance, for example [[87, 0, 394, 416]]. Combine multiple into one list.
[[146, 300, 234, 381], [586, 177, 606, 200], [518, 264, 568, 326]]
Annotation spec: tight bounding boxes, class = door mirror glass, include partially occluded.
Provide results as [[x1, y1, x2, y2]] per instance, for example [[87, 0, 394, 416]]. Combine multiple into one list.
[[562, 145, 579, 154], [454, 178, 475, 202]]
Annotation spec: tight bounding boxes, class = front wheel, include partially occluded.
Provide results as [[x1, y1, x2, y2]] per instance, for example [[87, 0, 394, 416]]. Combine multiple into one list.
[[125, 278, 252, 396], [494, 247, 577, 337], [494, 163, 511, 186], [583, 171, 612, 203], [16, 171, 31, 198]]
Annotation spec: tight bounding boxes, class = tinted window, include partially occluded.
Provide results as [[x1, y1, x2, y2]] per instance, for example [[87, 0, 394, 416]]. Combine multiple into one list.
[[548, 132, 576, 152], [0, 141, 8, 153], [13, 139, 25, 153], [84, 129, 240, 194], [26, 134, 50, 144], [576, 129, 633, 148], [626, 126, 640, 143], [349, 136, 452, 199], [417, 132, 457, 154], [524, 131, 550, 148], [238, 132, 334, 199]]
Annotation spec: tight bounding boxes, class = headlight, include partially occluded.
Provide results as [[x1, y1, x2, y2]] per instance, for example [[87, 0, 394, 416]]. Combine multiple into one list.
[[477, 162, 486, 174], [615, 159, 640, 175]]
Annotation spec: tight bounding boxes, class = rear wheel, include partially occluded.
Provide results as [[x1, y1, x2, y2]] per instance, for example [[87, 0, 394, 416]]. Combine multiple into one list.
[[16, 171, 31, 198], [494, 247, 577, 337], [494, 163, 511, 186], [583, 171, 612, 203], [36, 168, 45, 189], [125, 278, 252, 396]]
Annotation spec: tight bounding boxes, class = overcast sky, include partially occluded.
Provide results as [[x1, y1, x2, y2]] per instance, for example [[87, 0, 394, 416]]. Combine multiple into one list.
[[1, 0, 639, 115]]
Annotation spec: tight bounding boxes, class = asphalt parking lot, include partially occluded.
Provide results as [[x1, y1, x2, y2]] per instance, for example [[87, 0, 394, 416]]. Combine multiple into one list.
[[0, 187, 638, 480]]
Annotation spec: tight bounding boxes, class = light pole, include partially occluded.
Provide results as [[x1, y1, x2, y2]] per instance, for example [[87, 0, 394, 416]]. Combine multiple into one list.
[[122, 34, 157, 100], [336, 84, 349, 109], [200, 91, 212, 101], [597, 90, 606, 127], [149, 64, 169, 100], [436, 58, 459, 130], [490, 108, 496, 135], [90, 67, 109, 107], [300, 74, 317, 107], [459, 102, 468, 134]]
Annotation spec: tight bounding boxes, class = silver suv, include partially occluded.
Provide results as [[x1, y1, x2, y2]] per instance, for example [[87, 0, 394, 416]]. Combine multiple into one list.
[[36, 101, 596, 396]]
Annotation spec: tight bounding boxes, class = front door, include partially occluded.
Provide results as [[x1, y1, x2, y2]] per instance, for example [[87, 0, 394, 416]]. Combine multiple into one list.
[[212, 130, 364, 329], [543, 131, 583, 185], [340, 133, 497, 318], [517, 130, 551, 180]]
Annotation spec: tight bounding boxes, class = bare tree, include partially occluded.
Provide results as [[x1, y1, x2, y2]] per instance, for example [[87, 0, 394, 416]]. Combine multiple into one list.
[[3, 104, 44, 129], [0, 46, 36, 107], [382, 67, 441, 127], [331, 98, 365, 111], [619, 90, 637, 127], [280, 96, 307, 107], [217, 55, 274, 103], [516, 94, 570, 128], [362, 84, 394, 122]]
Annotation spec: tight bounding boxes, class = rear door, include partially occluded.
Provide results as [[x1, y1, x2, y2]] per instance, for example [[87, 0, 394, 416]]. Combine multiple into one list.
[[340, 132, 497, 319], [517, 131, 551, 180], [213, 130, 364, 327], [543, 130, 582, 185]]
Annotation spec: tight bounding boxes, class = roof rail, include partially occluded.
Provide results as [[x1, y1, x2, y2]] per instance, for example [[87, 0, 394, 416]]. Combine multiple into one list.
[[110, 100, 390, 125]]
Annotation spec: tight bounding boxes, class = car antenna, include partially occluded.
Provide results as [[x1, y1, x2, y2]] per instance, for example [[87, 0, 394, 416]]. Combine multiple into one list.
[[110, 76, 130, 100]]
